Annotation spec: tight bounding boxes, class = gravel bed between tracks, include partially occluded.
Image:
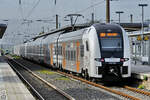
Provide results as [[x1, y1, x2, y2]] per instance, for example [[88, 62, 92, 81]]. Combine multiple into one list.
[[15, 58, 127, 100], [8, 60, 68, 100]]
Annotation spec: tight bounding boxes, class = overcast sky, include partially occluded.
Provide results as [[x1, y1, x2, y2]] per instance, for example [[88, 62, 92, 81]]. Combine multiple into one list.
[[0, 0, 150, 22], [1, 0, 150, 47]]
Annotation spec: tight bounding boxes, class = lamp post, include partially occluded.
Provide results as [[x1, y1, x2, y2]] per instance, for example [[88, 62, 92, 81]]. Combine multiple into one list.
[[116, 11, 124, 24], [138, 4, 148, 57], [130, 14, 133, 23], [106, 0, 110, 23], [106, 0, 118, 23]]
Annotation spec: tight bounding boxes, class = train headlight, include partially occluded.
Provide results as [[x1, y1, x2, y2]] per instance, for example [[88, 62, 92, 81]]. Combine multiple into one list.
[[120, 58, 129, 62], [100, 58, 105, 62]]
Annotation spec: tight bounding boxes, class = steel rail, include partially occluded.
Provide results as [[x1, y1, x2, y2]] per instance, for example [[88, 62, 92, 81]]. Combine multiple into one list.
[[7, 60, 45, 100], [57, 71, 140, 100], [11, 59, 75, 100], [124, 86, 150, 96]]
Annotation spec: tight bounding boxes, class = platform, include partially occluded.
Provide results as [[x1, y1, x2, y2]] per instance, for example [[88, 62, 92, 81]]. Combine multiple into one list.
[[0, 56, 35, 100], [131, 60, 150, 80]]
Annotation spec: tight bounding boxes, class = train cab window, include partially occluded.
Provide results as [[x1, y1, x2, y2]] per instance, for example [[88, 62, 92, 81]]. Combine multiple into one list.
[[99, 32, 123, 52], [86, 41, 89, 51]]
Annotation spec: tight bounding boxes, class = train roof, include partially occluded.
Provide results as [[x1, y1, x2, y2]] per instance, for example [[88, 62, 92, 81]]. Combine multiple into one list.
[[27, 23, 148, 42], [32, 24, 89, 40], [0, 24, 7, 39], [128, 31, 150, 37]]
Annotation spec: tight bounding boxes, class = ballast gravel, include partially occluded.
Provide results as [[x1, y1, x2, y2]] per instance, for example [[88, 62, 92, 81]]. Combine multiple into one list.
[[16, 58, 128, 100]]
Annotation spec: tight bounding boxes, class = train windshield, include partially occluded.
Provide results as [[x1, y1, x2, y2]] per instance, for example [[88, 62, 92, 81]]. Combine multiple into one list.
[[94, 24, 124, 58], [100, 33, 122, 51]]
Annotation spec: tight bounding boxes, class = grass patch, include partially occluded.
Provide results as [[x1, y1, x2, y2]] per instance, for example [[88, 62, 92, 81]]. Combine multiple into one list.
[[84, 87, 89, 90], [55, 76, 70, 81], [10, 54, 21, 59], [39, 70, 56, 75], [138, 84, 145, 89]]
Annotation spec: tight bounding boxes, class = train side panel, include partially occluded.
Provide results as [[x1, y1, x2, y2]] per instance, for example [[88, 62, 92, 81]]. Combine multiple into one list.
[[58, 29, 85, 73]]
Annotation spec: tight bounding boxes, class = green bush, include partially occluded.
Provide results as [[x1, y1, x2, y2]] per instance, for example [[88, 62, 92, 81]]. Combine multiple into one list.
[[143, 75, 148, 81]]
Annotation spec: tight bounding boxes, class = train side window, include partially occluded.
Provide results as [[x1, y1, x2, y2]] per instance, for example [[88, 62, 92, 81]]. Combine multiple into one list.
[[54, 46, 57, 55], [71, 51, 73, 61], [66, 51, 68, 60], [68, 51, 70, 60], [74, 51, 76, 61], [86, 41, 89, 51], [59, 46, 61, 55], [80, 45, 84, 57], [70, 51, 72, 60], [58, 46, 59, 55], [68, 51, 69, 60], [60, 46, 62, 55], [67, 51, 69, 60], [72, 51, 74, 61]]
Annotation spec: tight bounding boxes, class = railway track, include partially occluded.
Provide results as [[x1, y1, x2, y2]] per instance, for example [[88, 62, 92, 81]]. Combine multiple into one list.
[[57, 71, 150, 100], [110, 86, 150, 100], [7, 59, 75, 100], [6, 57, 150, 100], [57, 71, 143, 100]]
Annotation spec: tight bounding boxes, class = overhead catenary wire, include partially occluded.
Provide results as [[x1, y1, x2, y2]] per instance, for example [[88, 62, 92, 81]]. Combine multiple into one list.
[[75, 0, 105, 14], [11, 0, 42, 39], [59, 0, 105, 27], [19, 0, 25, 20], [25, 0, 41, 19]]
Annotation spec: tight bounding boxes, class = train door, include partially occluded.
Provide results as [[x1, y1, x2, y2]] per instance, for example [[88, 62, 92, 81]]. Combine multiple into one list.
[[39, 38, 43, 63], [43, 44, 46, 63], [24, 43, 27, 57], [83, 39, 90, 73], [49, 43, 54, 67], [81, 29, 90, 77], [43, 36, 49, 64]]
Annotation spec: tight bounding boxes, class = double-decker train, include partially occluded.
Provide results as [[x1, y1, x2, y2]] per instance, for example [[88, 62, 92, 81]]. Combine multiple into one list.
[[14, 23, 131, 81]]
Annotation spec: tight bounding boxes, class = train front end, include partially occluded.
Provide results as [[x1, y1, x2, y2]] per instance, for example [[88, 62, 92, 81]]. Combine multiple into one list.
[[88, 23, 131, 81]]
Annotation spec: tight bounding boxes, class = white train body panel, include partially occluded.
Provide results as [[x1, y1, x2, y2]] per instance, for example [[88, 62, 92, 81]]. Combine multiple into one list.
[[122, 28, 131, 77]]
